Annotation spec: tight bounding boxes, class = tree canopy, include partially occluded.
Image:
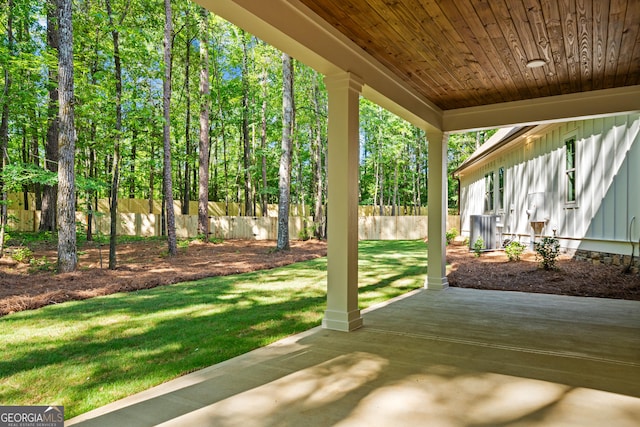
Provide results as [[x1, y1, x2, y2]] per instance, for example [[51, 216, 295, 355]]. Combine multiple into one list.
[[0, 0, 486, 239]]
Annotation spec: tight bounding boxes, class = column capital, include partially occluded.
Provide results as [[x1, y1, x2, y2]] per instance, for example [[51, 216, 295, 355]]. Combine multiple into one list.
[[324, 72, 364, 93]]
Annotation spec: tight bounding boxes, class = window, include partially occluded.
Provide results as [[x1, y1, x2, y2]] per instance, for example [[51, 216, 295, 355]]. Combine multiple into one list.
[[498, 167, 505, 211], [565, 137, 576, 203], [484, 172, 494, 212]]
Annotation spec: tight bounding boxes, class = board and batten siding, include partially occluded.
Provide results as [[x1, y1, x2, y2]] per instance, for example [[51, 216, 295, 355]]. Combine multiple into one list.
[[458, 113, 640, 255]]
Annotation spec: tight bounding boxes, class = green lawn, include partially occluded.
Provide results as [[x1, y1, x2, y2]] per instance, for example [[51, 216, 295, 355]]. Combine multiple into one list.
[[0, 240, 428, 419]]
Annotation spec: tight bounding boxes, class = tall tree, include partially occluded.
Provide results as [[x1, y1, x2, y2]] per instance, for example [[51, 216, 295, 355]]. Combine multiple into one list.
[[310, 71, 325, 237], [40, 0, 59, 232], [57, 0, 77, 272], [197, 6, 210, 238], [241, 30, 253, 216], [163, 0, 177, 256], [276, 53, 293, 251], [181, 31, 194, 215], [0, 0, 13, 257], [105, 0, 125, 269], [259, 51, 268, 217]]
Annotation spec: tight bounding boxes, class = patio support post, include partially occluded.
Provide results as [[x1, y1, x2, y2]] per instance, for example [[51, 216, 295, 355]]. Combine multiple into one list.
[[322, 72, 364, 332], [425, 129, 449, 290]]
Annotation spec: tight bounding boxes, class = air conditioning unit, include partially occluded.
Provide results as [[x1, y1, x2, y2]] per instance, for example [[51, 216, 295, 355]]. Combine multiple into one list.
[[470, 214, 497, 251]]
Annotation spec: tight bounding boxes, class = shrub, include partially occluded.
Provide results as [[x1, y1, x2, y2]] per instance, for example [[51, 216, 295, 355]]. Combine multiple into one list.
[[473, 237, 484, 257], [445, 228, 458, 245], [504, 240, 526, 262], [12, 247, 33, 264], [29, 256, 54, 272], [298, 227, 310, 241], [534, 236, 560, 270]]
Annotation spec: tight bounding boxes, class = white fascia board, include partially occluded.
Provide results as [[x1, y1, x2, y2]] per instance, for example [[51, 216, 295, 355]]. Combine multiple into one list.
[[443, 85, 640, 132], [196, 0, 443, 131]]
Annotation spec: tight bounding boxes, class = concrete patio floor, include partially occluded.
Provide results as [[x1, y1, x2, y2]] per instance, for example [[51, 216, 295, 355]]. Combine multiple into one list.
[[67, 287, 640, 427]]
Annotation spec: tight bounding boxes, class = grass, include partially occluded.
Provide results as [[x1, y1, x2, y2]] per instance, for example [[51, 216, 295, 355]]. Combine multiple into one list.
[[0, 240, 428, 419]]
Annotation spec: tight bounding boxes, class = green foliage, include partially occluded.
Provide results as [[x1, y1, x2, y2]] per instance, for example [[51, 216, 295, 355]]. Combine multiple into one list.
[[29, 256, 54, 272], [473, 237, 484, 257], [534, 236, 561, 270], [504, 240, 527, 262], [447, 130, 497, 210], [445, 228, 458, 245], [298, 227, 310, 241], [2, 0, 481, 251], [6, 231, 54, 246], [11, 247, 33, 264], [0, 163, 57, 193], [298, 221, 317, 241]]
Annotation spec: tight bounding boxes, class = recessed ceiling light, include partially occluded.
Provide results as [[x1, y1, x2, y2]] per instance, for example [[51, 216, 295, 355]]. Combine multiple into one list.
[[526, 59, 546, 68]]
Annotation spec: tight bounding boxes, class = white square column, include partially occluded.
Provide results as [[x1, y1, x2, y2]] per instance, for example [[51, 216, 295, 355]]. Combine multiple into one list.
[[322, 73, 364, 331], [425, 130, 449, 290]]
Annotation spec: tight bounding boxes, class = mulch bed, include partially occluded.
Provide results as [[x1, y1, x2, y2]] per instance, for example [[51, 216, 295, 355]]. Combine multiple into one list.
[[0, 239, 327, 316], [1, 238, 638, 317], [446, 244, 640, 300]]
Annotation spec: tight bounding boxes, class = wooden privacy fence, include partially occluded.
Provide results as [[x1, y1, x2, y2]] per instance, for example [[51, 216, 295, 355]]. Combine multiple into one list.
[[7, 193, 429, 217], [7, 210, 460, 241]]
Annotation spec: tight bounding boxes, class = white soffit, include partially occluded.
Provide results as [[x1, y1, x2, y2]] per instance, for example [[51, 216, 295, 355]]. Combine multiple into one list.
[[443, 86, 640, 132]]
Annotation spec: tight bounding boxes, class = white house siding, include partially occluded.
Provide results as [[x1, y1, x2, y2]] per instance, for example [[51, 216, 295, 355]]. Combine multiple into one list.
[[458, 113, 640, 256]]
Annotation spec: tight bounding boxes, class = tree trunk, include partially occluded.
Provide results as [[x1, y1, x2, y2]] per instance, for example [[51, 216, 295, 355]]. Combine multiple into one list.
[[40, 0, 59, 232], [57, 0, 78, 273], [163, 0, 177, 256], [182, 36, 192, 215], [31, 111, 42, 210], [106, 0, 123, 270], [260, 62, 268, 217], [212, 42, 229, 215], [0, 0, 12, 258], [197, 6, 210, 238], [129, 134, 136, 198], [21, 130, 29, 210], [241, 30, 253, 216], [311, 71, 324, 238], [87, 143, 95, 241], [148, 137, 155, 213], [392, 164, 398, 216], [378, 152, 384, 216], [276, 53, 293, 251]]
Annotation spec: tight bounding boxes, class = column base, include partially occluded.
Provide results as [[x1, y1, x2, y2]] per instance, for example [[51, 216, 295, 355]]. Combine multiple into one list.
[[424, 276, 449, 291], [322, 309, 364, 331]]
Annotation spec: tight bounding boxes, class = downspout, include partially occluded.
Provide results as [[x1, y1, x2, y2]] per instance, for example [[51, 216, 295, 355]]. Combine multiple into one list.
[[624, 216, 637, 274], [456, 177, 461, 215]]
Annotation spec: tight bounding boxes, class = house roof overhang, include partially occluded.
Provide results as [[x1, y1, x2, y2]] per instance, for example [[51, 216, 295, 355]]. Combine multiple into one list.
[[451, 126, 535, 178], [196, 0, 640, 133]]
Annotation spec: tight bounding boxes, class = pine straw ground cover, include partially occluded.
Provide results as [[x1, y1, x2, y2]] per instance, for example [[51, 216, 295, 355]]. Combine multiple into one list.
[[446, 243, 640, 301], [1, 237, 639, 317]]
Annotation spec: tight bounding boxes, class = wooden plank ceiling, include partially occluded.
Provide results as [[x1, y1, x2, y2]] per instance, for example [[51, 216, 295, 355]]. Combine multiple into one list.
[[298, 0, 640, 110]]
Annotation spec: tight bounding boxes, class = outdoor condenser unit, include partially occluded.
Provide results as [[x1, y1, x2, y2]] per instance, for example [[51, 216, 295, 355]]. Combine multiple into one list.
[[469, 215, 497, 251]]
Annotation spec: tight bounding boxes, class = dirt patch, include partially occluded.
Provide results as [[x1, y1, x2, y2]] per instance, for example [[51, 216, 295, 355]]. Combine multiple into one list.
[[1, 239, 638, 317], [0, 239, 327, 316], [446, 243, 640, 300]]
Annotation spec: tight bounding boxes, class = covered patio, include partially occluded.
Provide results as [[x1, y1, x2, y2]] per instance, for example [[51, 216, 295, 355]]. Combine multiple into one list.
[[67, 288, 640, 426], [192, 0, 639, 332], [68, 1, 639, 424]]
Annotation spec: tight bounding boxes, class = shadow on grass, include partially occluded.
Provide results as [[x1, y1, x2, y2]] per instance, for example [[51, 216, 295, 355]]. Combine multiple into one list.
[[0, 240, 429, 418]]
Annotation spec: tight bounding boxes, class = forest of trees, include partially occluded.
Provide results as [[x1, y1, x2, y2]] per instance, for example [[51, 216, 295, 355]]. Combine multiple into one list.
[[0, 0, 491, 269]]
